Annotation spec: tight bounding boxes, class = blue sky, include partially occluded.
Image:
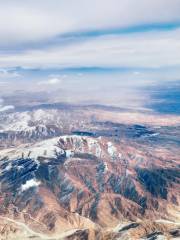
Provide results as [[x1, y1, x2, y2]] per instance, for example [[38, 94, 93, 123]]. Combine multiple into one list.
[[0, 0, 180, 109]]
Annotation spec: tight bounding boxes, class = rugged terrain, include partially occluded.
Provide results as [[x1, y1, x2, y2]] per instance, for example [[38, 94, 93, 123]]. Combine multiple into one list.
[[0, 105, 179, 239]]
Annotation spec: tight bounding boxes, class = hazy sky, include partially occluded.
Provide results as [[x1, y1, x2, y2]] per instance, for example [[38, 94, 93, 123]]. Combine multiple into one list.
[[0, 0, 180, 109]]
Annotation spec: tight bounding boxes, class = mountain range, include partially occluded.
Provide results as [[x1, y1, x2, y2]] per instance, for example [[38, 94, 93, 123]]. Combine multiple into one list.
[[0, 104, 179, 240]]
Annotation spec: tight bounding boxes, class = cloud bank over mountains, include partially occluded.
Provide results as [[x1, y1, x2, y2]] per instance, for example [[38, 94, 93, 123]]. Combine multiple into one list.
[[0, 0, 180, 108]]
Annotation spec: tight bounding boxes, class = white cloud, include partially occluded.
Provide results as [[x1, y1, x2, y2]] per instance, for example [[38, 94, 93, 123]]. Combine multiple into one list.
[[0, 98, 14, 112], [0, 0, 179, 107], [37, 78, 62, 86], [0, 0, 180, 46], [133, 71, 140, 75], [0, 68, 20, 78], [0, 105, 14, 112], [21, 179, 40, 192]]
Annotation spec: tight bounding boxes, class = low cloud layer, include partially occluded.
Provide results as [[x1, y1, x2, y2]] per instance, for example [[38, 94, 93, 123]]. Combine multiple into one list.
[[0, 98, 14, 112], [0, 29, 180, 70]]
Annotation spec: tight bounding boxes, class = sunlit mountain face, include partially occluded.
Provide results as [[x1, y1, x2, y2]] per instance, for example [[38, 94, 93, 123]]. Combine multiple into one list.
[[0, 1, 180, 240]]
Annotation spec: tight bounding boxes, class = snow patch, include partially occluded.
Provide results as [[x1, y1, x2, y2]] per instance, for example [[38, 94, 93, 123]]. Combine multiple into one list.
[[4, 163, 12, 171], [65, 150, 74, 158], [104, 162, 108, 172], [107, 142, 117, 158], [88, 138, 102, 157]]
